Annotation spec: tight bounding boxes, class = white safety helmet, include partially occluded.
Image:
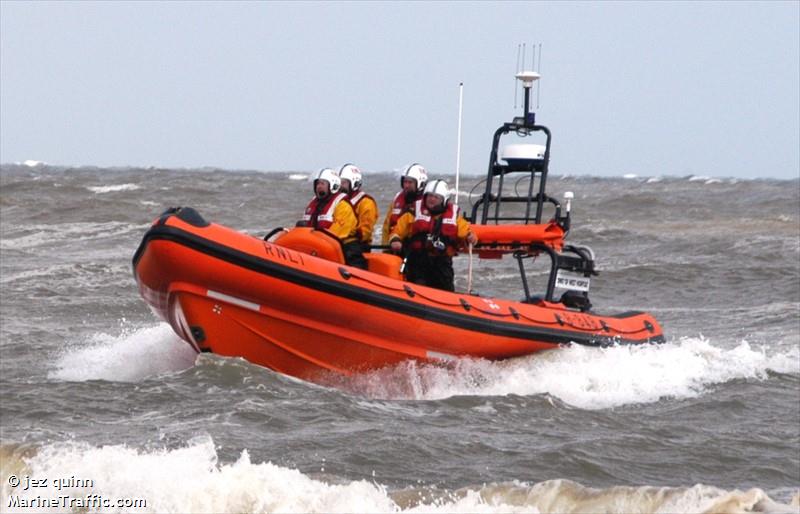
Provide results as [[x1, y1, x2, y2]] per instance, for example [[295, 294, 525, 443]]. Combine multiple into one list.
[[423, 179, 451, 202], [401, 163, 428, 191], [338, 163, 362, 192], [313, 168, 341, 194]]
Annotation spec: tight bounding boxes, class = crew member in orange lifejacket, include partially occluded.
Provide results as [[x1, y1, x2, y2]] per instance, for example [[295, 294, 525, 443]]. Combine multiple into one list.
[[299, 168, 367, 269], [381, 163, 428, 244], [388, 179, 477, 291], [337, 164, 378, 252]]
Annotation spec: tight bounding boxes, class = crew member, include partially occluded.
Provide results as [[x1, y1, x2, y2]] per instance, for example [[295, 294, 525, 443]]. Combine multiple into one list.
[[389, 179, 477, 291], [337, 163, 378, 252], [299, 168, 367, 269], [381, 163, 428, 244]]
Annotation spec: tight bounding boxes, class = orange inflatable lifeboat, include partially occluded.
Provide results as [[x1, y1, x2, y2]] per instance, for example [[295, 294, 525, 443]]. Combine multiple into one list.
[[132, 70, 665, 384], [133, 207, 663, 383]]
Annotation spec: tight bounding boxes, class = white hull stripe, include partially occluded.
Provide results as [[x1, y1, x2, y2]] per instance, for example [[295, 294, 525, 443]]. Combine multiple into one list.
[[173, 300, 201, 353], [207, 290, 261, 311], [427, 350, 459, 362]]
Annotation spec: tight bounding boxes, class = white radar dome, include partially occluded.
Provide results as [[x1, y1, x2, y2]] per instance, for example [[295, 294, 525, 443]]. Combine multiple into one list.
[[500, 144, 546, 170]]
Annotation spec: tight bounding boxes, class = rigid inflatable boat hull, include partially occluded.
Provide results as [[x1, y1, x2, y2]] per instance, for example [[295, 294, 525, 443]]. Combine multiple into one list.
[[133, 212, 664, 382]]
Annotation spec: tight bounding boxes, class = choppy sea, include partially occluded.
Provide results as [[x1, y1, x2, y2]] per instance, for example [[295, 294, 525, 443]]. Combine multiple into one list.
[[1, 162, 798, 513]]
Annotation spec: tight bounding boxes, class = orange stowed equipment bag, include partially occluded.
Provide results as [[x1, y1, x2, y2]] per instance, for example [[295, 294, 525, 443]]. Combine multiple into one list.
[[363, 253, 403, 280], [273, 227, 346, 264], [273, 227, 403, 279], [470, 222, 565, 259]]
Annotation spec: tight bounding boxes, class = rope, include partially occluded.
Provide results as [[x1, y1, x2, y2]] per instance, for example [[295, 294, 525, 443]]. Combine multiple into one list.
[[343, 269, 408, 292], [514, 310, 562, 326]]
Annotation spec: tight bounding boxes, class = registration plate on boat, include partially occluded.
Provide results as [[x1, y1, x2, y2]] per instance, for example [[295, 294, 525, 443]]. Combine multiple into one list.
[[555, 269, 591, 292]]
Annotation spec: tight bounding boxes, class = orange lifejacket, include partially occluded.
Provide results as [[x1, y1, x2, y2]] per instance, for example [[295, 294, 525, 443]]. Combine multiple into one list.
[[409, 200, 459, 252], [302, 192, 350, 230]]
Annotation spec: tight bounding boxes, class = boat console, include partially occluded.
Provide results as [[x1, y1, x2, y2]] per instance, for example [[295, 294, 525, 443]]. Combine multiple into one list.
[[465, 71, 597, 311]]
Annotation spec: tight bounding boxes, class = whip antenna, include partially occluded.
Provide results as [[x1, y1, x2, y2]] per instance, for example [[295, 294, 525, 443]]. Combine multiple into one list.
[[454, 82, 464, 207], [521, 43, 526, 79], [536, 43, 542, 109], [515, 44, 520, 108], [521, 43, 526, 111]]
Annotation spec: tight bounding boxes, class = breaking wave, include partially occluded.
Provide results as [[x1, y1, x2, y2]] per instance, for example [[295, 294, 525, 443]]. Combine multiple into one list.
[[86, 184, 141, 194], [1, 438, 796, 513]]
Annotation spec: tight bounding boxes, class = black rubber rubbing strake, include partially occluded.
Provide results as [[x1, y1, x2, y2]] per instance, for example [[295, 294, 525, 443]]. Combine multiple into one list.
[[132, 225, 666, 347], [175, 207, 210, 227]]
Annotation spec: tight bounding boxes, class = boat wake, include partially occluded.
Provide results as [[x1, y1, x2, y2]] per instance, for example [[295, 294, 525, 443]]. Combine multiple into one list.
[[332, 337, 800, 407], [49, 323, 197, 382], [48, 324, 798, 410], [1, 437, 797, 513]]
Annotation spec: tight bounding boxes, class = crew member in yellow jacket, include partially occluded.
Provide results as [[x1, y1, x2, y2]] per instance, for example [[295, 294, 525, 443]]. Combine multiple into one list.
[[337, 164, 378, 252], [381, 163, 428, 244], [389, 179, 477, 291], [299, 168, 367, 269]]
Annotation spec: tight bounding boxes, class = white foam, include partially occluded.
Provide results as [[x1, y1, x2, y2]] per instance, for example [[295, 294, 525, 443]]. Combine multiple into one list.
[[341, 338, 800, 408], [623, 173, 638, 179], [288, 174, 308, 181], [87, 183, 141, 194], [3, 438, 796, 514], [4, 437, 399, 514], [21, 160, 45, 167], [49, 323, 197, 382], [646, 176, 663, 183]]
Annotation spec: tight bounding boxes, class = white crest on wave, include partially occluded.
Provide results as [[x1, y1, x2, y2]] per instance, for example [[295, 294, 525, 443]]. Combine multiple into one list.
[[87, 183, 141, 194], [7, 437, 796, 513]]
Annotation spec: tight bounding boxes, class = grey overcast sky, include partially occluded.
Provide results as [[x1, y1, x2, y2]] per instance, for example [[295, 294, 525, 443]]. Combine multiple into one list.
[[1, 1, 798, 179]]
